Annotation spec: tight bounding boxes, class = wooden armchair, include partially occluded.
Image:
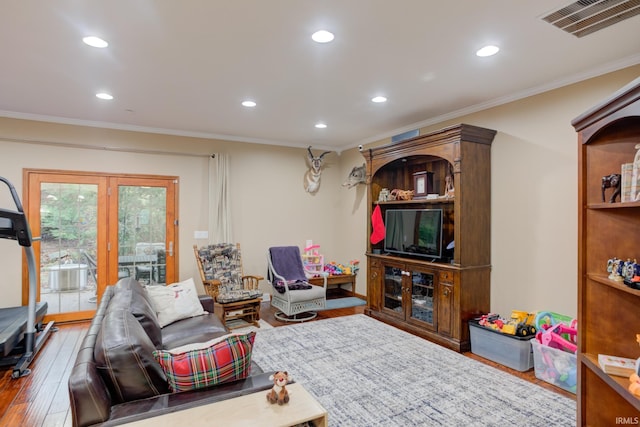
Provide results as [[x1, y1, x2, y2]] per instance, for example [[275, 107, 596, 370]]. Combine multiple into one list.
[[193, 243, 263, 301]]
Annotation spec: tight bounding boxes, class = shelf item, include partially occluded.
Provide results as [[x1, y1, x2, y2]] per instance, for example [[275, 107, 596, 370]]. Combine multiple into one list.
[[412, 171, 433, 197], [572, 76, 640, 424], [598, 354, 638, 377], [621, 162, 635, 202], [363, 124, 496, 352]]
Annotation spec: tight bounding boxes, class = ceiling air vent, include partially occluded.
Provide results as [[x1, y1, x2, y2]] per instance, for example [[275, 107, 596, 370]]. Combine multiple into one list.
[[542, 0, 640, 37]]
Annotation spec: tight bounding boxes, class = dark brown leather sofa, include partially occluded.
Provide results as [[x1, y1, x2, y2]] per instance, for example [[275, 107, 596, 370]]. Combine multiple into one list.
[[68, 278, 273, 427]]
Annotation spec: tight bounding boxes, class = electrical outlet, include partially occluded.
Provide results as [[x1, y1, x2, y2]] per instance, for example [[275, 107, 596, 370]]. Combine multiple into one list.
[[194, 230, 208, 239]]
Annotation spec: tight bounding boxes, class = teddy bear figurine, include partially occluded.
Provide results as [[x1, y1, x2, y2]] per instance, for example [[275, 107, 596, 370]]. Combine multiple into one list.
[[267, 371, 291, 405]]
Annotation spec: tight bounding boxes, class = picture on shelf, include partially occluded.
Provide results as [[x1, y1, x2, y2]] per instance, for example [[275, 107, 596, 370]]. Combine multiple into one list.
[[412, 171, 433, 198], [415, 175, 426, 195]]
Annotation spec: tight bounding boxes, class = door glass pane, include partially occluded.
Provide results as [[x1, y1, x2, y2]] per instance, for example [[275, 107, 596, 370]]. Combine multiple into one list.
[[411, 271, 434, 324], [39, 183, 98, 314], [118, 186, 167, 285], [383, 266, 403, 313]]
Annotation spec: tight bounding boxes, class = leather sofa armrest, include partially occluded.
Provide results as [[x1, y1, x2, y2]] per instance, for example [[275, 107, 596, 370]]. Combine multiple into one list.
[[198, 294, 214, 313]]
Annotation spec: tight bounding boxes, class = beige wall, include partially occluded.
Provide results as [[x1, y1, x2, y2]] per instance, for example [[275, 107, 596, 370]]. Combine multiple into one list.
[[1, 64, 639, 319], [0, 122, 347, 307], [339, 64, 640, 319]]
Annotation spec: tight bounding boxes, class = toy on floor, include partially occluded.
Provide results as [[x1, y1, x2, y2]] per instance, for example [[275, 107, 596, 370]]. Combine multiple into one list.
[[534, 311, 578, 341], [504, 310, 537, 336], [477, 311, 537, 337], [267, 371, 291, 405], [478, 313, 501, 329], [536, 323, 578, 354]]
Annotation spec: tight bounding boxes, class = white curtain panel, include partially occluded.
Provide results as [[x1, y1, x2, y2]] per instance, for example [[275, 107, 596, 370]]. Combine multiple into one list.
[[208, 153, 232, 243]]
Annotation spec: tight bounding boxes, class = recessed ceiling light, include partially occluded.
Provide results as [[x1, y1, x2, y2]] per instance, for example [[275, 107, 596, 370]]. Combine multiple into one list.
[[476, 45, 499, 57], [311, 30, 334, 43], [315, 123, 327, 129], [371, 96, 387, 103], [83, 36, 108, 48], [242, 100, 257, 107], [96, 92, 113, 100]]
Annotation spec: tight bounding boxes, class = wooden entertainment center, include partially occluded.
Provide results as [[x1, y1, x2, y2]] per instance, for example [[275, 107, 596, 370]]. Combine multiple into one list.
[[362, 123, 496, 352], [572, 77, 640, 425]]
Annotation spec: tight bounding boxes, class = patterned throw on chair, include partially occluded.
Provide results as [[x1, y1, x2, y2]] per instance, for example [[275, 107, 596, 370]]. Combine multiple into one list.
[[195, 243, 262, 303]]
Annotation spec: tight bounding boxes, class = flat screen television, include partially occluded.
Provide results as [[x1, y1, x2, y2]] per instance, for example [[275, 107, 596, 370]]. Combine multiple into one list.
[[383, 208, 443, 259]]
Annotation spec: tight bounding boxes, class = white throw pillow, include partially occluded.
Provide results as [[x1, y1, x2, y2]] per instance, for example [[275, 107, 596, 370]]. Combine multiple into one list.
[[145, 278, 206, 327]]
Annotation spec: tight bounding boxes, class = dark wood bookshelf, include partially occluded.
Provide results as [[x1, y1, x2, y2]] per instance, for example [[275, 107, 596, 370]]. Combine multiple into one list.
[[572, 76, 640, 425]]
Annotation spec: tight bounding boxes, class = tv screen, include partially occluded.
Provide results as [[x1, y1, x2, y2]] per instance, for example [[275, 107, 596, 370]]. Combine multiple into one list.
[[383, 209, 443, 259]]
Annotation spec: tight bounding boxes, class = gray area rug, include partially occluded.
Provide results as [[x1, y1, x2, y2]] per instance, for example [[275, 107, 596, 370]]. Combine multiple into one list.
[[251, 314, 576, 426]]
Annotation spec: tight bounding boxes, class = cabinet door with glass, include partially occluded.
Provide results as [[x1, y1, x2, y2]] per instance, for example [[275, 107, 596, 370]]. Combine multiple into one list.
[[408, 267, 437, 331], [381, 262, 405, 320], [380, 261, 437, 331]]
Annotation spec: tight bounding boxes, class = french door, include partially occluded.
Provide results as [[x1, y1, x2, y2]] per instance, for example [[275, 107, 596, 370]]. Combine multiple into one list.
[[24, 170, 178, 323]]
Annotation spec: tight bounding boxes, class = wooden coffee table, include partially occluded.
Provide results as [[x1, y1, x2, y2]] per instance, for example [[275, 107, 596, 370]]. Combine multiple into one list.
[[121, 382, 328, 427]]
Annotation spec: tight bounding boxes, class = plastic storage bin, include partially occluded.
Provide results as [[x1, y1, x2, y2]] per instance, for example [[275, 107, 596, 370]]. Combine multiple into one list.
[[531, 339, 577, 394], [469, 319, 534, 371]]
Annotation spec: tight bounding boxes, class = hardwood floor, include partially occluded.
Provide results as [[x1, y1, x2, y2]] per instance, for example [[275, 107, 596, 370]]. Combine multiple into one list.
[[0, 296, 574, 427], [0, 322, 87, 427]]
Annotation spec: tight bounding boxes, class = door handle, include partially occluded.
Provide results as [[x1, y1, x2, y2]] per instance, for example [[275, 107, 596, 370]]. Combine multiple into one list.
[[168, 241, 174, 256]]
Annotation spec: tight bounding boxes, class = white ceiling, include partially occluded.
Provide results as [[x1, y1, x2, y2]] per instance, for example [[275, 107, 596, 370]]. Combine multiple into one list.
[[1, 1, 639, 152]]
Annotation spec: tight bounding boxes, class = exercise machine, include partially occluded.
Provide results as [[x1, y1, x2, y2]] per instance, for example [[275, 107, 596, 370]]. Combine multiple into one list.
[[0, 176, 55, 378]]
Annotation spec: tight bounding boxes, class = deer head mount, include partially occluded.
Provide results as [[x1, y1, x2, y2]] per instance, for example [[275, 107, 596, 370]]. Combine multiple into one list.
[[304, 146, 331, 193], [342, 163, 367, 188]]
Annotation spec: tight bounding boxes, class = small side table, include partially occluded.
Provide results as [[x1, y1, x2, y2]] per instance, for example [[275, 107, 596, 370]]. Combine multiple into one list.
[[309, 274, 356, 296], [215, 298, 262, 330]]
